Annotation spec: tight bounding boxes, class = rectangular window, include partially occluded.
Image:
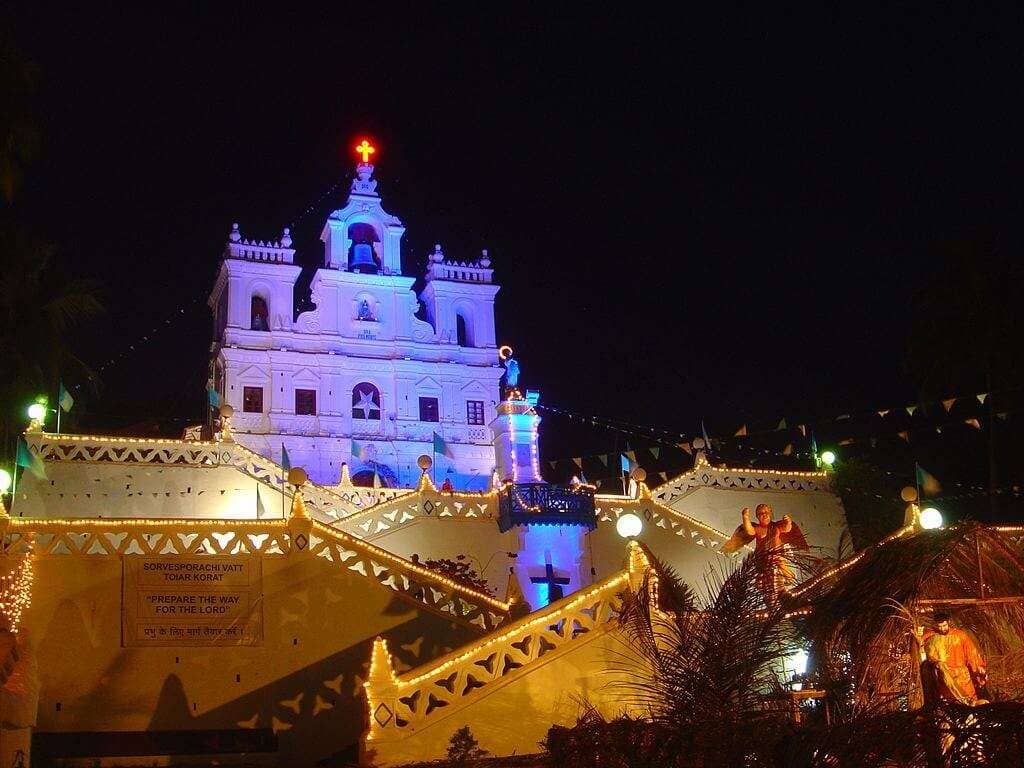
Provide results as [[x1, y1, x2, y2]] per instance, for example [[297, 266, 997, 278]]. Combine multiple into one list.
[[295, 389, 317, 416], [467, 400, 485, 425], [243, 386, 263, 413], [419, 396, 439, 423]]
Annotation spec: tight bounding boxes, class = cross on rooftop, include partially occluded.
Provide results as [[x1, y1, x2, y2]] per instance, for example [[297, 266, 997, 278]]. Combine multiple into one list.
[[355, 139, 376, 164]]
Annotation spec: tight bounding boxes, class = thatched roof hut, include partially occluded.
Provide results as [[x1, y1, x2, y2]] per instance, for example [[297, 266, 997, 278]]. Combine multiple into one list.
[[789, 521, 1024, 711]]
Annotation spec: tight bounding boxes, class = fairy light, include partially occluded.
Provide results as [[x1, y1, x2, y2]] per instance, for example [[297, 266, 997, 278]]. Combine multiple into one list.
[[387, 571, 629, 689], [787, 524, 915, 599], [0, 554, 34, 634]]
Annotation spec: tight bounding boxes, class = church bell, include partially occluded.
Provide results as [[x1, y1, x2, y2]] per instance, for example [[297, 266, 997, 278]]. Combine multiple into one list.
[[350, 242, 379, 274]]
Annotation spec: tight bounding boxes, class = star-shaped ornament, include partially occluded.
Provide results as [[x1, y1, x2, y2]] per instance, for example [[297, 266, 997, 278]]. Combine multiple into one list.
[[354, 389, 379, 418]]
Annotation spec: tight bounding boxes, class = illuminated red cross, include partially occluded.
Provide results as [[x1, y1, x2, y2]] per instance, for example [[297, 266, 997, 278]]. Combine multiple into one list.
[[355, 139, 376, 163]]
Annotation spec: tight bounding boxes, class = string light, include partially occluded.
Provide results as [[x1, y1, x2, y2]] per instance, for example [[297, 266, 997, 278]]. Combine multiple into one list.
[[0, 553, 34, 634]]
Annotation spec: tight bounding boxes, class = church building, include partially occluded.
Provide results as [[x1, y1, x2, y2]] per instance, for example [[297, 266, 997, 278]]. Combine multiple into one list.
[[0, 142, 852, 767], [208, 141, 502, 489]]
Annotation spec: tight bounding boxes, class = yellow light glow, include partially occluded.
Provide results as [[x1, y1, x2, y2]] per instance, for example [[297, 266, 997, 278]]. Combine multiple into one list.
[[355, 139, 376, 163]]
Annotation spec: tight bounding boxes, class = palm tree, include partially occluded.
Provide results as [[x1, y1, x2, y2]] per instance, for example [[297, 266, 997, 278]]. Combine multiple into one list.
[[0, 226, 103, 462]]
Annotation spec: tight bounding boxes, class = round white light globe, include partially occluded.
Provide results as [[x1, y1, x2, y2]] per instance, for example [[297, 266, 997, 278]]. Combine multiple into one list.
[[27, 403, 46, 421], [616, 512, 643, 538], [920, 507, 943, 530], [0, 468, 11, 493], [820, 450, 837, 467]]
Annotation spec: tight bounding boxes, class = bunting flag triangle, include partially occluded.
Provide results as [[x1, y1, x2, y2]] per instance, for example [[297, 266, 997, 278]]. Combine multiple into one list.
[[839, 438, 854, 446], [776, 418, 787, 431], [572, 457, 583, 469], [597, 454, 608, 466], [877, 409, 889, 418], [907, 405, 917, 416], [997, 412, 1009, 420], [897, 431, 910, 441], [964, 418, 981, 430], [659, 471, 668, 481], [977, 393, 988, 405], [625, 450, 637, 462], [916, 464, 941, 496], [870, 437, 878, 448], [797, 424, 807, 437], [549, 460, 557, 469], [782, 443, 793, 456], [734, 425, 748, 437], [650, 446, 660, 459], [678, 442, 693, 455], [942, 397, 956, 412], [836, 414, 850, 421]]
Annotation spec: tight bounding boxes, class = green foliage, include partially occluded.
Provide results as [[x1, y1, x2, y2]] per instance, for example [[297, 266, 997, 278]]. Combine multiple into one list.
[[445, 725, 488, 766], [424, 555, 493, 596]]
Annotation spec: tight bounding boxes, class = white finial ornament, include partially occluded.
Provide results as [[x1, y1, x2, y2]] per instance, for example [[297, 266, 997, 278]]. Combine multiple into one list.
[[430, 243, 444, 263], [480, 248, 491, 268], [229, 223, 241, 242], [280, 227, 292, 248]]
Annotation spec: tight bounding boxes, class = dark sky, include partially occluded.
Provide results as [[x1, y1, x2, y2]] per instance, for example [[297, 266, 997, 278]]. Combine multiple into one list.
[[6, 6, 1024, 506]]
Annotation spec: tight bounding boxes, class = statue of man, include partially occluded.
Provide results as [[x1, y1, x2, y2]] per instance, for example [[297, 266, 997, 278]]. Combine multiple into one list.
[[917, 612, 988, 706], [723, 503, 808, 598], [504, 356, 520, 389]]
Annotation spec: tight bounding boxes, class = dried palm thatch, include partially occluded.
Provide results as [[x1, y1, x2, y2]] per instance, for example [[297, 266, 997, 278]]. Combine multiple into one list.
[[794, 521, 1024, 714]]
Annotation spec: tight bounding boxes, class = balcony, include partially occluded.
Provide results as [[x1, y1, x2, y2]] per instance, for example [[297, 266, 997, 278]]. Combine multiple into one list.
[[497, 483, 596, 533]]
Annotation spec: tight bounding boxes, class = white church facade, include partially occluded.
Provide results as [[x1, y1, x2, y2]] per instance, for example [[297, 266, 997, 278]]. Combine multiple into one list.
[[208, 151, 502, 489]]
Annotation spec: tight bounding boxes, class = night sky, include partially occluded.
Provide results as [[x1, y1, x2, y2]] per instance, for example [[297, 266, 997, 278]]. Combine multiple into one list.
[[5, 7, 1023, 513]]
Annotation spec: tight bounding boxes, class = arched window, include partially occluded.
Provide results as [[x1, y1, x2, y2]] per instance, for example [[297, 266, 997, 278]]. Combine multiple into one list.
[[250, 295, 269, 331], [455, 310, 474, 347], [352, 382, 381, 420]]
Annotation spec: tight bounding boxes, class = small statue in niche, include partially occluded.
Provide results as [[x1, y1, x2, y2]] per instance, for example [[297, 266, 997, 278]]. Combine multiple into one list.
[[357, 299, 375, 321]]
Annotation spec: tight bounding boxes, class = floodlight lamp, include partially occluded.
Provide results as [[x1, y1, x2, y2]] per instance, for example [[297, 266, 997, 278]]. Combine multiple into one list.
[[616, 513, 643, 538], [920, 507, 943, 530]]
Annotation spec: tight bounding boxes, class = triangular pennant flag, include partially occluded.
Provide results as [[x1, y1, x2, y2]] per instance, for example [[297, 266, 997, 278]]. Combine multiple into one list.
[[916, 464, 941, 496], [625, 450, 636, 462], [870, 437, 878, 448], [350, 440, 363, 461], [650, 446, 660, 459], [207, 386, 220, 408], [16, 438, 46, 479], [572, 457, 583, 469], [936, 427, 943, 434], [942, 398, 956, 412], [897, 431, 909, 441], [782, 443, 793, 456], [281, 443, 291, 471], [907, 405, 917, 416], [977, 393, 988, 405], [839, 438, 854, 446], [797, 424, 807, 437], [59, 380, 75, 413], [835, 414, 850, 421], [964, 418, 982, 430], [549, 460, 557, 469], [597, 454, 608, 466], [373, 471, 382, 489], [679, 442, 692, 455], [877, 409, 889, 418], [997, 412, 1009, 420], [659, 471, 668, 481], [776, 418, 787, 431], [433, 432, 454, 458], [734, 425, 748, 437]]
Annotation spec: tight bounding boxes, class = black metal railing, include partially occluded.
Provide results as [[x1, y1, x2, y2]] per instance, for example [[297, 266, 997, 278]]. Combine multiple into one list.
[[497, 483, 596, 532]]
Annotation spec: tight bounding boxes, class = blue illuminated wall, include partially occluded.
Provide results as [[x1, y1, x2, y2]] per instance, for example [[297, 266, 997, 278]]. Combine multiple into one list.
[[517, 524, 586, 608]]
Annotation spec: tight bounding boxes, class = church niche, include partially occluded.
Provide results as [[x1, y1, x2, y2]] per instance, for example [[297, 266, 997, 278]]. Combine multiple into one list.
[[250, 295, 269, 331], [347, 222, 381, 274]]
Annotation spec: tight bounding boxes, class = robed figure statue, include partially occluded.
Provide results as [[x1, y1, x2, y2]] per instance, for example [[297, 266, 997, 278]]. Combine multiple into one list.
[[723, 503, 808, 600]]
